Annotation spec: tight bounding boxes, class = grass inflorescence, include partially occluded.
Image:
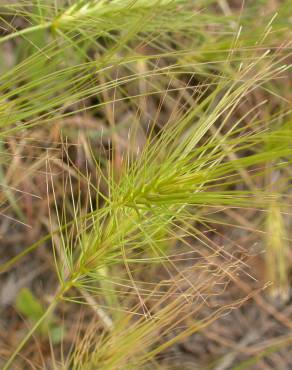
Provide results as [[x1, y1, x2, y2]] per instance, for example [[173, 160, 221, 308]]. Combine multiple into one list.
[[0, 1, 291, 369]]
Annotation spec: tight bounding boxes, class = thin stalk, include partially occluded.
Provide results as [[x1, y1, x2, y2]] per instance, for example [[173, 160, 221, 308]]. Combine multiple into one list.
[[0, 22, 51, 45], [3, 286, 64, 370]]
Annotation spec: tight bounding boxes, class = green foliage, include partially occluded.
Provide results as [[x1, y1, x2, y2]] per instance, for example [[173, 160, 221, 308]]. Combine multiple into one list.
[[16, 288, 64, 344], [0, 0, 291, 369]]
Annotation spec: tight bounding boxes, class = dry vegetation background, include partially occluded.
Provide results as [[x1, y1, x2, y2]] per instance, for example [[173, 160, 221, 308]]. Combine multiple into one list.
[[0, 0, 291, 369]]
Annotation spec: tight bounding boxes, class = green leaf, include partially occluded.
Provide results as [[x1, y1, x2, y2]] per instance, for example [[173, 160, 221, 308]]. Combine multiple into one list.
[[15, 288, 64, 342], [16, 288, 45, 323], [50, 326, 64, 345]]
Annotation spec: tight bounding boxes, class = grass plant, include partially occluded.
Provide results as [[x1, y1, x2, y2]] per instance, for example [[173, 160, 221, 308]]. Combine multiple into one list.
[[0, 1, 291, 369]]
